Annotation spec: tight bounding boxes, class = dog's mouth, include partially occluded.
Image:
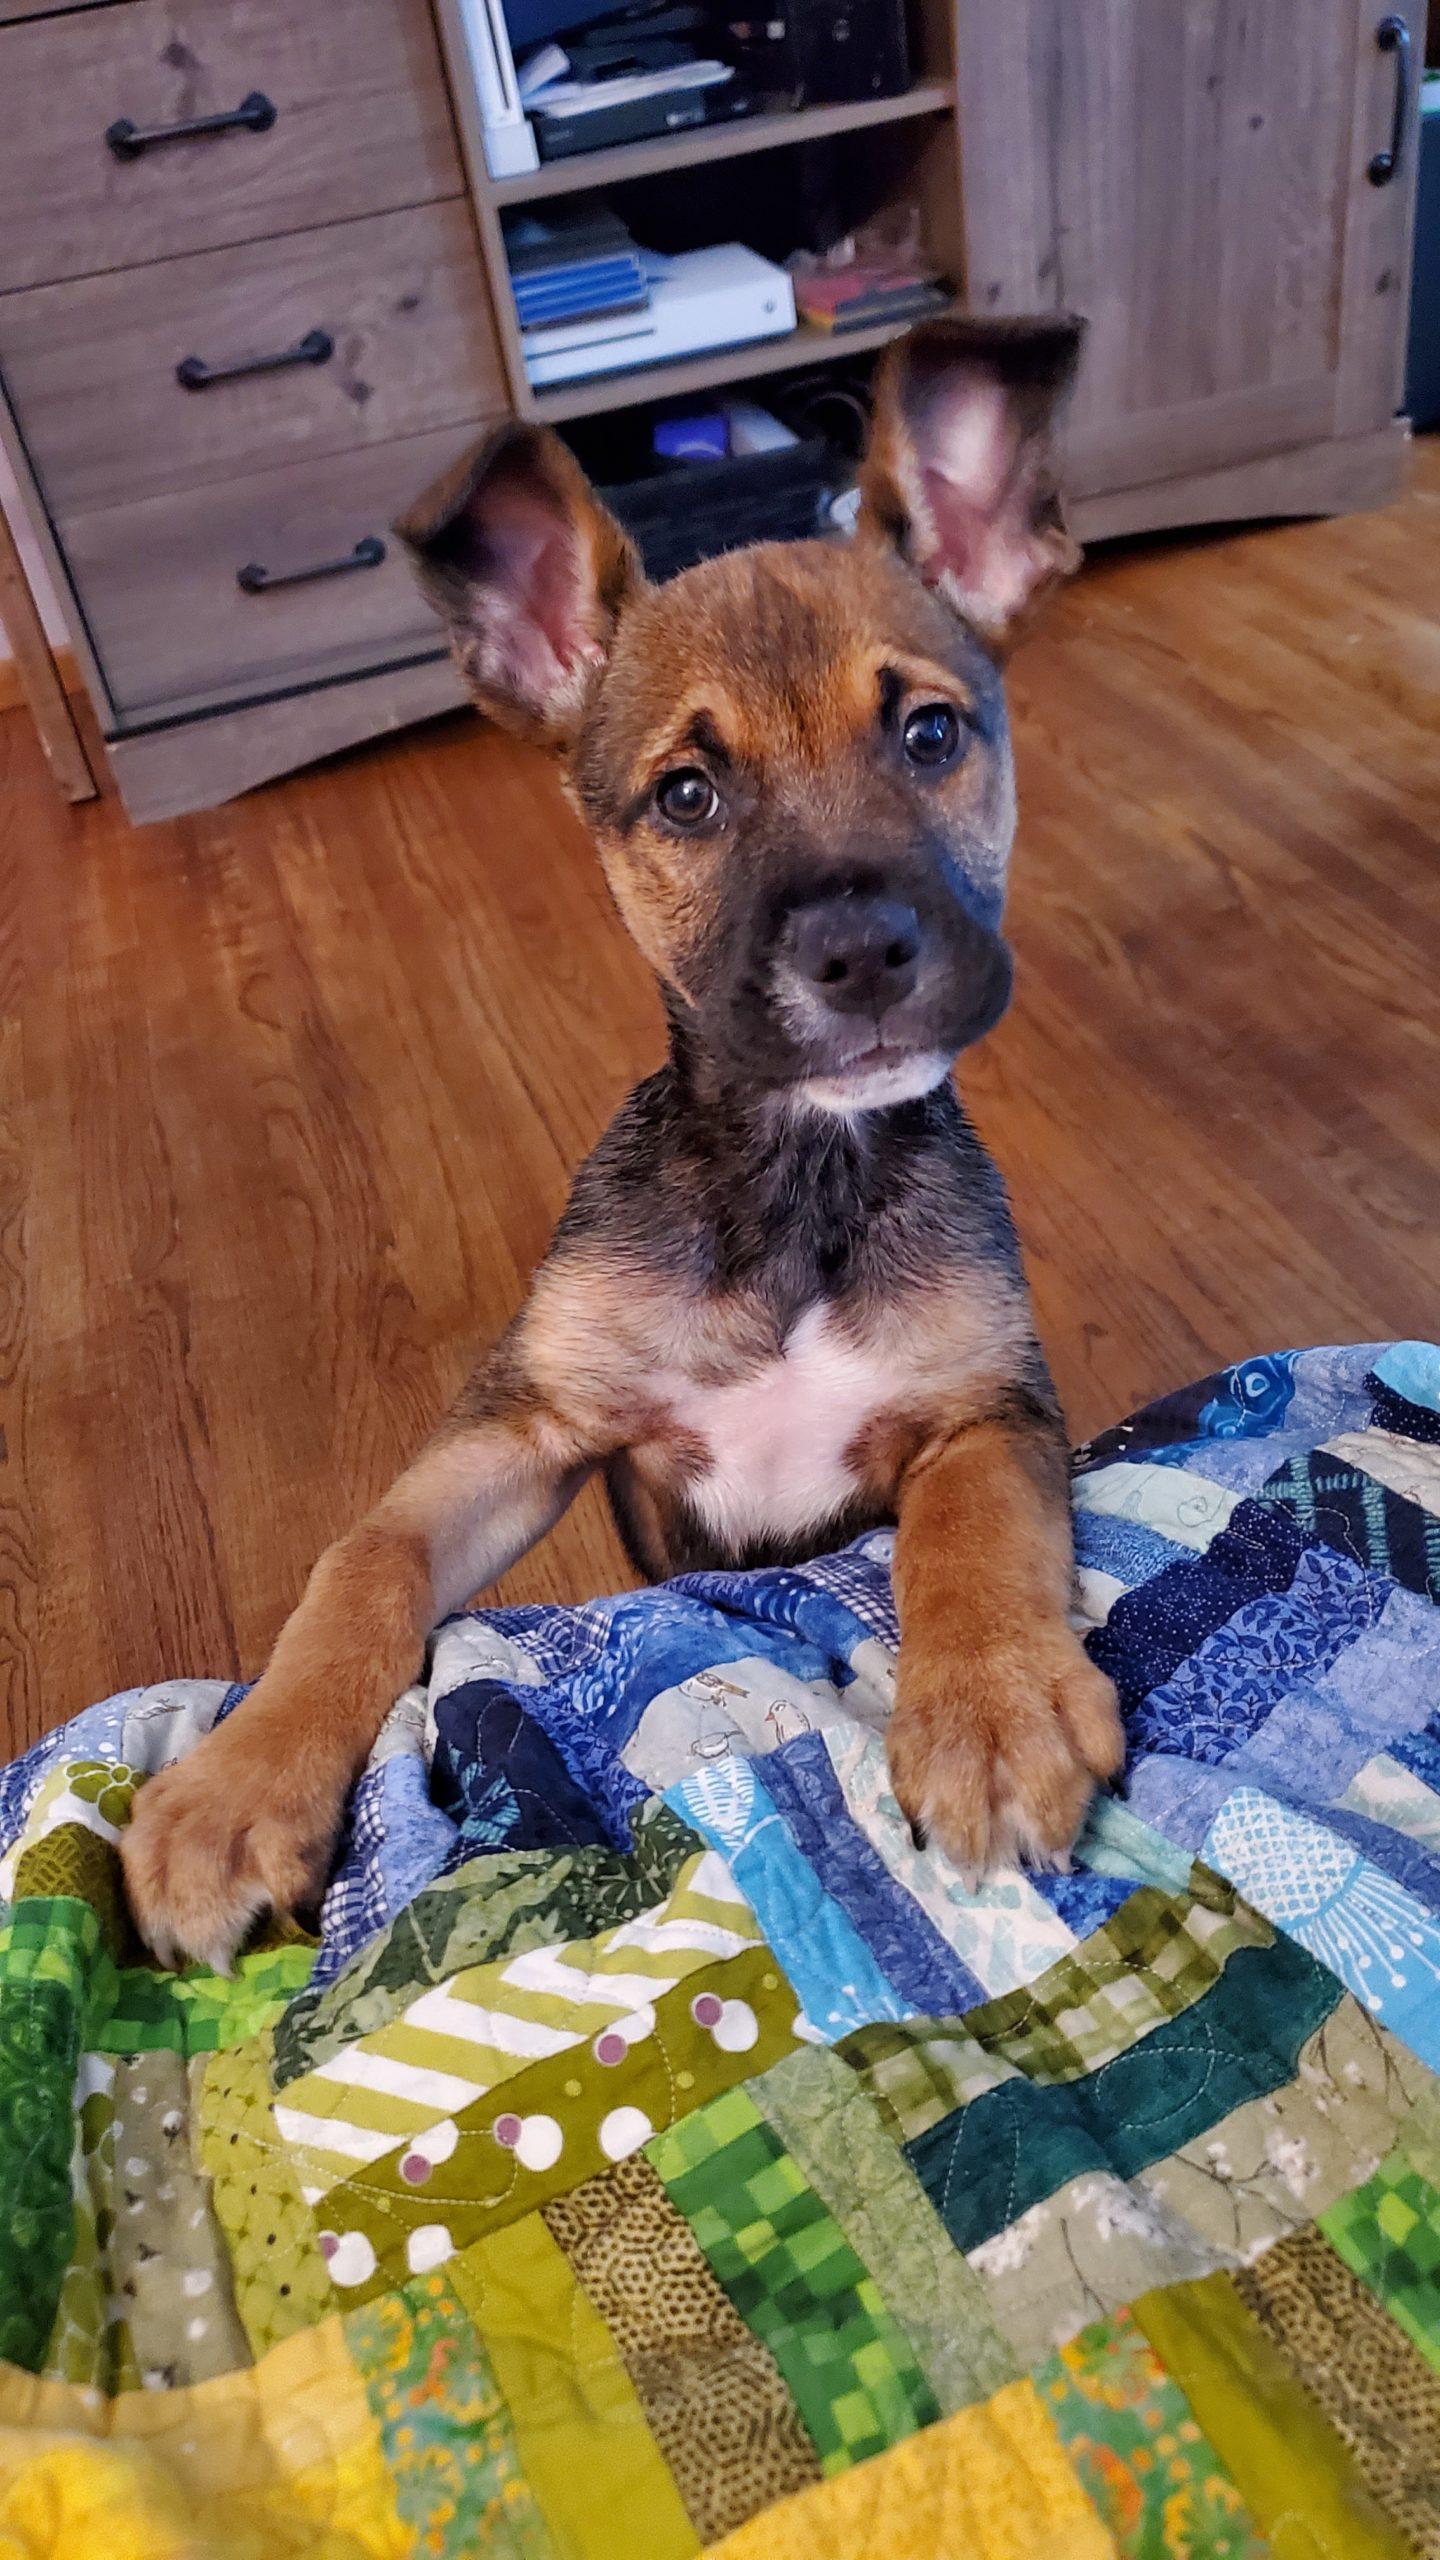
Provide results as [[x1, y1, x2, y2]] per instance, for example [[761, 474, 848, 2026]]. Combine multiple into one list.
[[792, 1039, 956, 1116], [838, 1037, 916, 1071]]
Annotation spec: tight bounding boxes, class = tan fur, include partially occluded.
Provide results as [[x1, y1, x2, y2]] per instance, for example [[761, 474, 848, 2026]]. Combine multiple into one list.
[[122, 1415, 581, 1971], [574, 540, 1010, 993], [122, 317, 1117, 1969], [889, 1418, 1123, 1873]]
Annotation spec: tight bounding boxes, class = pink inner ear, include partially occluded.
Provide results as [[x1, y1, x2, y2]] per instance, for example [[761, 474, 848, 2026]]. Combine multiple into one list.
[[919, 459, 997, 592], [483, 478, 588, 679], [929, 376, 1013, 510], [918, 433, 1046, 627]]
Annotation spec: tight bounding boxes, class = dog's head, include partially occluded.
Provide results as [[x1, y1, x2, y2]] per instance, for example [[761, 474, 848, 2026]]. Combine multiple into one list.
[[399, 315, 1082, 1112]]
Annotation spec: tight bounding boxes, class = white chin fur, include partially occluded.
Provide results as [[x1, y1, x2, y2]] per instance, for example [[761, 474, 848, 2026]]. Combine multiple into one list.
[[794, 1051, 953, 1116]]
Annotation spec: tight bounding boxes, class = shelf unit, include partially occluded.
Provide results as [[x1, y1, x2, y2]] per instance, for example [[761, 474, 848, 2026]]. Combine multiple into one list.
[[488, 80, 954, 207], [530, 306, 949, 423], [432, 0, 969, 437]]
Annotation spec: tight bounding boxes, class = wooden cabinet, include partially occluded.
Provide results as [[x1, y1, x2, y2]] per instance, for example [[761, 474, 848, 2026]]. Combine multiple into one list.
[[0, 0, 1423, 820], [954, 0, 1425, 535], [0, 0, 463, 288], [0, 205, 509, 515]]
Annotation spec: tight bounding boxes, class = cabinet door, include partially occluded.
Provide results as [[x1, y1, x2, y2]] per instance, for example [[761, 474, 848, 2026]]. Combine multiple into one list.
[[954, 0, 1425, 502]]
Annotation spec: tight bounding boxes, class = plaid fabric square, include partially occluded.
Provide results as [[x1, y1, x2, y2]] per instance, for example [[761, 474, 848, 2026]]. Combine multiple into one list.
[[0, 1891, 104, 1993], [649, 2086, 938, 2474], [839, 1877, 1274, 2144], [847, 2022, 1015, 2145], [1320, 2144, 1440, 2375], [314, 1769, 392, 1987], [0, 1897, 105, 2369], [794, 1544, 899, 1644], [965, 1880, 1274, 2085]]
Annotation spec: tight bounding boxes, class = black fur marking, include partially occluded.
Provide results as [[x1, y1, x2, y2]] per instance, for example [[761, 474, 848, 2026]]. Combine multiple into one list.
[[558, 1033, 1029, 1326]]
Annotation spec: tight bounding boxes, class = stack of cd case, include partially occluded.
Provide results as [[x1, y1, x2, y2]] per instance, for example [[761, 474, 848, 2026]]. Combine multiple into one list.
[[503, 206, 649, 335]]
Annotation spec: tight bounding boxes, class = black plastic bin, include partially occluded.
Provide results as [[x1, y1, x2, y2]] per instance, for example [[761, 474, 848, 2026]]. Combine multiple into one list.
[[593, 439, 837, 582]]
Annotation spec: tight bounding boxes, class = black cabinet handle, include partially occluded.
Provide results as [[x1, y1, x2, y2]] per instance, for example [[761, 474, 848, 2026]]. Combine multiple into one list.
[[176, 329, 333, 392], [1368, 15, 1412, 185], [105, 90, 276, 161], [236, 536, 386, 595]]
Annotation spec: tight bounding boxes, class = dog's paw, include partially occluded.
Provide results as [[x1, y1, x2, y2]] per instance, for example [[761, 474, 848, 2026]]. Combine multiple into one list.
[[121, 1717, 346, 1973], [887, 1624, 1123, 1878]]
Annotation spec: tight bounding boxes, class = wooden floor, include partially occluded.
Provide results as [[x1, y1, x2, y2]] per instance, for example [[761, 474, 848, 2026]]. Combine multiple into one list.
[[2, 446, 1437, 1755]]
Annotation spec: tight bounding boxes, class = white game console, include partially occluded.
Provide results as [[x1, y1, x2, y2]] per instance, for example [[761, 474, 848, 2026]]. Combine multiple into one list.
[[524, 245, 797, 388], [450, 0, 540, 179]]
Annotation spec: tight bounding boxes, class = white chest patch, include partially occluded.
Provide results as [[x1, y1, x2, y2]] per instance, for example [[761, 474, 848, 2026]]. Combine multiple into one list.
[[668, 1305, 893, 1549]]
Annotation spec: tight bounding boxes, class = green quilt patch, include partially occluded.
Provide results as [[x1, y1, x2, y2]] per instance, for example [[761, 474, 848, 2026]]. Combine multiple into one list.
[[908, 1930, 1344, 2253], [649, 2084, 939, 2476]]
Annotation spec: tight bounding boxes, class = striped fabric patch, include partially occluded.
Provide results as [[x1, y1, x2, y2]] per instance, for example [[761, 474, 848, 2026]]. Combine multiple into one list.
[[272, 1849, 761, 2196]]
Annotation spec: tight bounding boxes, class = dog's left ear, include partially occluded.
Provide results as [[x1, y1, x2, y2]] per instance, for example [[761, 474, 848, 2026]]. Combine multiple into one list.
[[860, 313, 1085, 651], [396, 423, 643, 747]]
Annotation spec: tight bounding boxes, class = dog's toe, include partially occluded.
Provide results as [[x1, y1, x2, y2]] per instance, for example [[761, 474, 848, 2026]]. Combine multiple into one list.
[[122, 1742, 342, 1973]]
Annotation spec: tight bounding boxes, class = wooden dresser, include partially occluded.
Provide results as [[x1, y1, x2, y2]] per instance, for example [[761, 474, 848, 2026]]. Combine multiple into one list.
[[0, 0, 502, 817], [0, 0, 1425, 823]]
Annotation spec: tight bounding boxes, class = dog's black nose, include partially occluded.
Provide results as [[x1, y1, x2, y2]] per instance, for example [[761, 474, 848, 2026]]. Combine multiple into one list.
[[786, 893, 922, 1014]]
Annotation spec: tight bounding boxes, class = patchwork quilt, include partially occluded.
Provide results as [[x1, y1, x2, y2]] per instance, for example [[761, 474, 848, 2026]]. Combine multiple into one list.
[[2, 1341, 1440, 2558]]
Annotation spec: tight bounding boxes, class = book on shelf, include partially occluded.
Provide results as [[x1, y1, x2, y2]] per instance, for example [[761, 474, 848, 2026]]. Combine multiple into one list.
[[792, 263, 950, 332], [503, 206, 649, 333]]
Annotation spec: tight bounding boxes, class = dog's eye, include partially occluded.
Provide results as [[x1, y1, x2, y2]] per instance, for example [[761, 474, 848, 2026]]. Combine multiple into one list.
[[654, 767, 720, 829], [901, 701, 963, 770]]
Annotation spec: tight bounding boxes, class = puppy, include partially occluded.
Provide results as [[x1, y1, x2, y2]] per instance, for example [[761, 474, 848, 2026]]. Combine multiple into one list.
[[123, 315, 1122, 1972]]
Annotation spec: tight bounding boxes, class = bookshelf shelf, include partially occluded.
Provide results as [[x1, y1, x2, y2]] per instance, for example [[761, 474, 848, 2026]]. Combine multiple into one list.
[[528, 307, 951, 423], [487, 81, 954, 207]]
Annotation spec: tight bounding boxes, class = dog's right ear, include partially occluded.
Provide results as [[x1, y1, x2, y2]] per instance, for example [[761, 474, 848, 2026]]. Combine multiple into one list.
[[396, 424, 643, 748], [859, 314, 1084, 652]]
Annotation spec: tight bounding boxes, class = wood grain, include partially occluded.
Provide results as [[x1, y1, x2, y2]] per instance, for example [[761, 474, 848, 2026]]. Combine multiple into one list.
[[0, 501, 93, 802], [0, 0, 460, 293], [105, 655, 465, 827], [953, 0, 1426, 494], [0, 443, 1435, 1754], [61, 423, 479, 720], [0, 202, 505, 516]]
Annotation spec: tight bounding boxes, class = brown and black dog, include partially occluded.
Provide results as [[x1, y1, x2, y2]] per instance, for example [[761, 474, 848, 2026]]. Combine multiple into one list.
[[123, 313, 1123, 1972]]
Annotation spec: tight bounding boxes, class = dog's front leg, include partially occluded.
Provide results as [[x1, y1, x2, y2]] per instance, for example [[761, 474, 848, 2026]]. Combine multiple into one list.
[[887, 1408, 1123, 1876], [122, 1370, 594, 1971]]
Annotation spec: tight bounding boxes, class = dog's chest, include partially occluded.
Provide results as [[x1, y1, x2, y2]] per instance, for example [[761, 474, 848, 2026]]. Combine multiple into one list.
[[666, 1304, 893, 1546]]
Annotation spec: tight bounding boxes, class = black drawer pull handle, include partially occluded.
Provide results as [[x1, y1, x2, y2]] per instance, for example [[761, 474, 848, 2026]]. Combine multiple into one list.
[[177, 329, 333, 392], [1368, 14, 1412, 184], [105, 90, 277, 161], [236, 536, 386, 595]]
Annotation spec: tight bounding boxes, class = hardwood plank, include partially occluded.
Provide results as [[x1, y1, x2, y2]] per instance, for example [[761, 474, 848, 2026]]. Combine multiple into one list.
[[0, 440, 1435, 1751], [0, 495, 94, 801]]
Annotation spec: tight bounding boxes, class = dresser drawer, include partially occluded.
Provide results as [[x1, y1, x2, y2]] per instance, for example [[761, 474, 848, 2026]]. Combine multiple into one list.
[[0, 0, 460, 291], [1, 204, 506, 516], [61, 429, 472, 720], [0, 0, 110, 17]]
